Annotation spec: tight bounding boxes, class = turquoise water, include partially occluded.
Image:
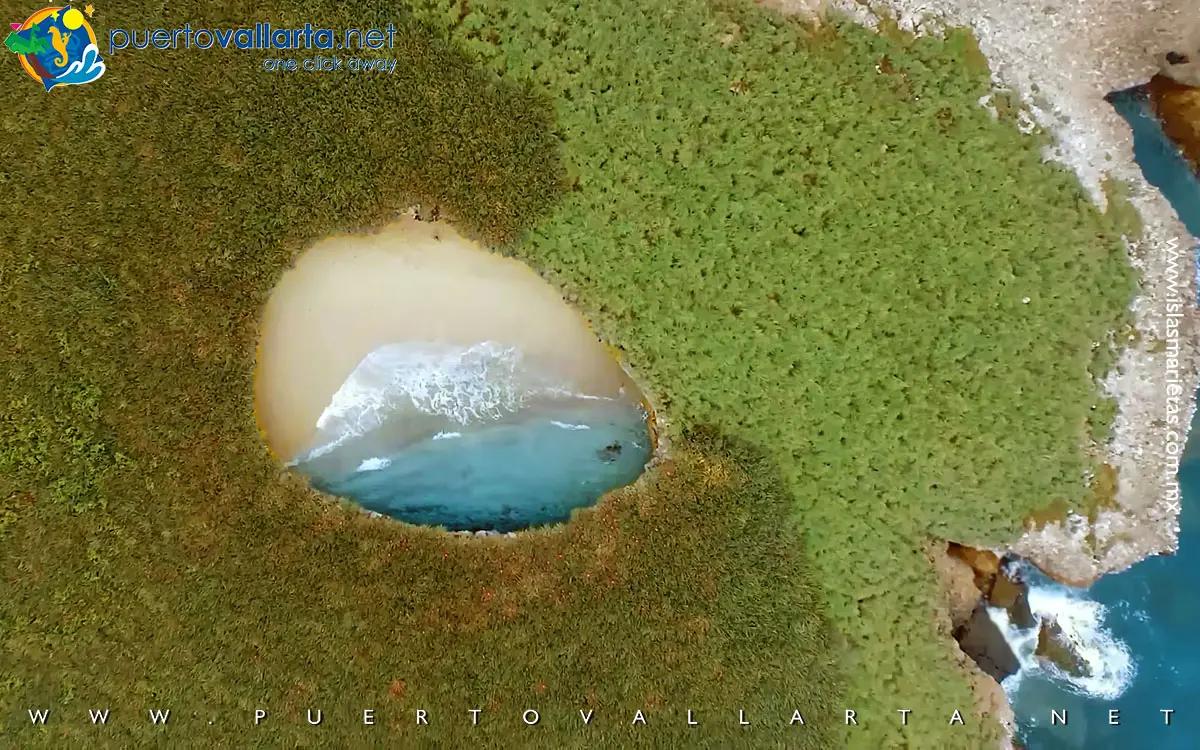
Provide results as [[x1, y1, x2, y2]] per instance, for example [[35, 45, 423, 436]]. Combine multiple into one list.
[[1001, 86, 1200, 749], [292, 341, 652, 532], [1107, 85, 1200, 238]]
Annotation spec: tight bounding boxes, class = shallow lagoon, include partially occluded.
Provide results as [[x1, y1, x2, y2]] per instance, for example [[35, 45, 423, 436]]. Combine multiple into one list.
[[299, 392, 650, 532]]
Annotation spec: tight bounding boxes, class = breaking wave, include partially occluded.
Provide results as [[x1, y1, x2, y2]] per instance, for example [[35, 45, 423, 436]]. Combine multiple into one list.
[[288, 338, 652, 531], [356, 457, 392, 472], [989, 563, 1136, 701], [550, 421, 591, 430], [300, 341, 597, 461]]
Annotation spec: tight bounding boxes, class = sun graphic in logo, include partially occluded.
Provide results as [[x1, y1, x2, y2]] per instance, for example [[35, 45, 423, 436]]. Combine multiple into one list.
[[4, 5, 105, 91]]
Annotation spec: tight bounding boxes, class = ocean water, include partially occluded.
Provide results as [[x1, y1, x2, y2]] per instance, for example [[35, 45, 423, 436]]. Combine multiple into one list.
[[998, 442, 1200, 748], [994, 86, 1200, 749], [1107, 85, 1200, 239], [292, 341, 652, 532]]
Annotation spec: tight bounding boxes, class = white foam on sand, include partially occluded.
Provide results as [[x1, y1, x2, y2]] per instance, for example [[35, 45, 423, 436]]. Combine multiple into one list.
[[255, 218, 639, 462], [298, 341, 604, 462]]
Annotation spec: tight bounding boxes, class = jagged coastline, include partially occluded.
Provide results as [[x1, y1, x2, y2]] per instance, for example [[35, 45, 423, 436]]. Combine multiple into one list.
[[761, 0, 1200, 745], [839, 3, 1200, 747], [828, 0, 1200, 590]]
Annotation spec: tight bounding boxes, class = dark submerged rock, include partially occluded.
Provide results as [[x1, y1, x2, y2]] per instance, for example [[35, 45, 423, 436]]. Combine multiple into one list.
[[1147, 74, 1200, 173], [1035, 617, 1091, 678], [598, 441, 623, 463], [954, 603, 1020, 683]]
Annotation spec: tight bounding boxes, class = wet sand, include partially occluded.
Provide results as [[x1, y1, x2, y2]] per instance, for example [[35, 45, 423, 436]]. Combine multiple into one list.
[[255, 217, 636, 461]]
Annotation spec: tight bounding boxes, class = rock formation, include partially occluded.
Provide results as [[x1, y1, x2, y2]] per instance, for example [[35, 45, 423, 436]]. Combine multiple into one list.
[[930, 544, 1017, 744], [948, 543, 1001, 593], [1158, 25, 1200, 88], [947, 543, 1037, 630], [805, 2, 1200, 745], [1035, 617, 1091, 678], [1147, 73, 1200, 173], [954, 604, 1020, 683], [936, 546, 985, 628], [942, 544, 1038, 682], [842, 0, 1200, 602], [988, 567, 1036, 631]]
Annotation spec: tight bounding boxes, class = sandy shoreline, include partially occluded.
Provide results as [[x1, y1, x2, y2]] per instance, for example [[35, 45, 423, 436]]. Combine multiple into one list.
[[255, 216, 637, 461]]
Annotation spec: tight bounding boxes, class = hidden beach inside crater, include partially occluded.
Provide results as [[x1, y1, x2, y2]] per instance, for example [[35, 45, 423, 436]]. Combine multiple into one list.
[[255, 218, 653, 531]]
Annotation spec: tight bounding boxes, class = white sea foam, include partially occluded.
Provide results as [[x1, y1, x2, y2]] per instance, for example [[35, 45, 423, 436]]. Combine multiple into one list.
[[356, 457, 392, 472], [432, 431, 462, 440], [546, 387, 616, 402], [299, 341, 592, 462], [989, 570, 1136, 701], [550, 421, 591, 430]]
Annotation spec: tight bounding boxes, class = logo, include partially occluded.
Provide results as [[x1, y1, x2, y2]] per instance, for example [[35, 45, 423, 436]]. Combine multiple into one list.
[[5, 5, 104, 91]]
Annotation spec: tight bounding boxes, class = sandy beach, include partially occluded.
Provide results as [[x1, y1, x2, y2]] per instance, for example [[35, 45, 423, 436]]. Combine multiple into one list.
[[255, 217, 636, 461]]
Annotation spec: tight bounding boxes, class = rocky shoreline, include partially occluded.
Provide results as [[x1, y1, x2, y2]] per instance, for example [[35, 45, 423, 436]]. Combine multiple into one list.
[[367, 8, 1194, 739], [893, 2, 1200, 743], [829, 0, 1200, 591], [758, 0, 1200, 745], [943, 544, 1092, 684], [938, 542, 1102, 750]]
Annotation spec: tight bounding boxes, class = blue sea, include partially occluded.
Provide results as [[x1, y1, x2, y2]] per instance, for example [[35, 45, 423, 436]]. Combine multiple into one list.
[[292, 341, 651, 532], [997, 86, 1200, 748], [1108, 85, 1200, 239], [1000, 430, 1200, 748]]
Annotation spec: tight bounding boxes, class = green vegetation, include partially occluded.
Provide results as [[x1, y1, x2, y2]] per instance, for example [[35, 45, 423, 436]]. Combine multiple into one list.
[[0, 0, 1136, 749], [1088, 396, 1120, 445], [1101, 176, 1146, 240], [3, 413, 840, 747], [1087, 463, 1122, 522]]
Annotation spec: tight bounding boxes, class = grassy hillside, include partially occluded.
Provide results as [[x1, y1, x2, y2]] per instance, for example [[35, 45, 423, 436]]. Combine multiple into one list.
[[1, 5, 845, 749], [411, 0, 1136, 743], [0, 0, 1134, 748]]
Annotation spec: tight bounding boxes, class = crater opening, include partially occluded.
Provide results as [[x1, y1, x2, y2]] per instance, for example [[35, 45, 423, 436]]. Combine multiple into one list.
[[255, 217, 653, 532]]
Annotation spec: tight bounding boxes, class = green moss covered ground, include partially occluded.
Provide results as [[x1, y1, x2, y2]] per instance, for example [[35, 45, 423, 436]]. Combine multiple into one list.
[[1, 0, 1135, 747]]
